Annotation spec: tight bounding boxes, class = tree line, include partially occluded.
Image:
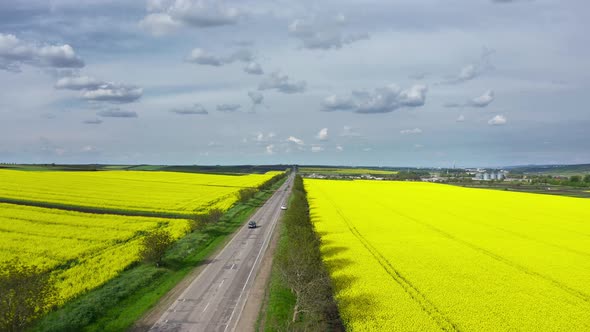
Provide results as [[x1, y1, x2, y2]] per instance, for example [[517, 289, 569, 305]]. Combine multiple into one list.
[[530, 174, 590, 187], [237, 170, 289, 203], [274, 175, 343, 330]]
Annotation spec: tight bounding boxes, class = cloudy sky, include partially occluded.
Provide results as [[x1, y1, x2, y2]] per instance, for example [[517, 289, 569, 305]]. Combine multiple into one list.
[[1, 0, 589, 167]]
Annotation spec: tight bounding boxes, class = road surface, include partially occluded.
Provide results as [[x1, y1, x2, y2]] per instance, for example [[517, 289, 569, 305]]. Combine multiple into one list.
[[149, 174, 293, 332]]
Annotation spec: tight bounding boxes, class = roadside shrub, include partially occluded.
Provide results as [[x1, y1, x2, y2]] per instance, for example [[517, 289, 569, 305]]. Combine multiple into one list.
[[139, 230, 174, 266]]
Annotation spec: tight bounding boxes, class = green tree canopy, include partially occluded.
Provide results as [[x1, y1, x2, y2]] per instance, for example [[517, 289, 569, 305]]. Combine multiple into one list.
[[0, 258, 57, 332]]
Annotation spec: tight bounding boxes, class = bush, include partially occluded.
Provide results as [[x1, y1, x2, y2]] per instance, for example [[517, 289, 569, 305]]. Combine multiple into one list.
[[0, 258, 57, 332], [190, 208, 224, 231], [139, 230, 174, 266], [237, 188, 257, 203]]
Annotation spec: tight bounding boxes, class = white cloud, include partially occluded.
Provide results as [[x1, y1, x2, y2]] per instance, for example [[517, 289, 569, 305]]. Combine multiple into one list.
[[81, 145, 99, 153], [82, 83, 143, 103], [322, 95, 356, 111], [288, 15, 369, 50], [97, 108, 138, 118], [186, 48, 254, 67], [139, 13, 181, 36], [55, 75, 104, 90], [336, 145, 344, 152], [311, 145, 324, 153], [216, 103, 241, 112], [0, 33, 84, 72], [444, 90, 495, 108], [258, 71, 306, 94], [287, 136, 304, 145], [400, 128, 423, 135], [55, 75, 143, 104], [141, 0, 240, 36], [340, 126, 362, 137], [265, 144, 274, 155], [470, 90, 495, 107], [488, 114, 507, 126], [36, 44, 84, 68], [398, 85, 429, 107], [186, 48, 224, 66], [226, 49, 253, 62], [316, 128, 328, 141], [248, 91, 264, 112], [248, 91, 264, 105], [322, 84, 427, 113], [254, 132, 275, 144], [443, 102, 464, 108], [440, 48, 494, 84], [170, 103, 208, 115], [456, 114, 465, 122], [243, 61, 263, 75], [168, 0, 240, 27]]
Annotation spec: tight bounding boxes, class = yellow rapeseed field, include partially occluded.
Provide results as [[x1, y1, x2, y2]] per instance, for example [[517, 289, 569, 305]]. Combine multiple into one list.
[[304, 179, 590, 331], [0, 169, 283, 305], [0, 203, 189, 304], [0, 170, 282, 216]]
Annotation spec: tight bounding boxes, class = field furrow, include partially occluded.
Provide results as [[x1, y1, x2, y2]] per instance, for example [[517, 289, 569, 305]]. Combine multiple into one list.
[[305, 179, 590, 331]]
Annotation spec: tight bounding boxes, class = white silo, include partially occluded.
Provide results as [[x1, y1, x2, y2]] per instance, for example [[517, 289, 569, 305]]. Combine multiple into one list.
[[483, 173, 490, 180]]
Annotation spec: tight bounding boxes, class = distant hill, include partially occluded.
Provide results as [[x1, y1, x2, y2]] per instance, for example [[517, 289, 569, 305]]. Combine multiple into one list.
[[0, 164, 291, 174], [505, 164, 590, 175]]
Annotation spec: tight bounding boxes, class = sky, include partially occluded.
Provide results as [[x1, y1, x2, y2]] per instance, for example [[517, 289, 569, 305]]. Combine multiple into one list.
[[0, 0, 589, 167]]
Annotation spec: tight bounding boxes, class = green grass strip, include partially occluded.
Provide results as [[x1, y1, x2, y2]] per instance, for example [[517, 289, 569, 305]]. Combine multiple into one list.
[[257, 225, 297, 331]]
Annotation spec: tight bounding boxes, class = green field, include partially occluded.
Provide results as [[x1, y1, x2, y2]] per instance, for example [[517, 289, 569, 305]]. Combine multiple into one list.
[[299, 167, 398, 175]]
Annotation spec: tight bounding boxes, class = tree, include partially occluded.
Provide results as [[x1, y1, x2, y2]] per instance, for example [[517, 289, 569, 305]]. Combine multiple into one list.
[[275, 176, 342, 330], [237, 188, 257, 203], [0, 258, 57, 332], [584, 174, 590, 183], [570, 175, 582, 183], [190, 208, 224, 231], [139, 230, 174, 266]]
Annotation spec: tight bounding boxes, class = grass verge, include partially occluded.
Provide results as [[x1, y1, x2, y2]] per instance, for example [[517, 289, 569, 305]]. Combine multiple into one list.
[[32, 178, 286, 332], [257, 223, 297, 331]]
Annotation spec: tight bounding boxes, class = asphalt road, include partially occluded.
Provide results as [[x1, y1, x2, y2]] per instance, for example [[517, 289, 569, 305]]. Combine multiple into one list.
[[150, 174, 293, 332]]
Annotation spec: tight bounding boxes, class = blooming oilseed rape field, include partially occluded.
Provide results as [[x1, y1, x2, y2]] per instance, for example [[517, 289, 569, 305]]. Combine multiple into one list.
[[0, 169, 283, 307], [304, 179, 590, 331], [0, 170, 282, 216], [0, 203, 189, 304]]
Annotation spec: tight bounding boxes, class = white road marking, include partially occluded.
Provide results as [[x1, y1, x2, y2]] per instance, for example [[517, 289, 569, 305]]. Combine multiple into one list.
[[223, 179, 289, 332], [149, 176, 293, 332]]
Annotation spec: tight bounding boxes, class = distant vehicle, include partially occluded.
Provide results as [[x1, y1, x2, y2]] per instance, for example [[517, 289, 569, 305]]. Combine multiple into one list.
[[248, 220, 257, 228], [280, 205, 287, 210]]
